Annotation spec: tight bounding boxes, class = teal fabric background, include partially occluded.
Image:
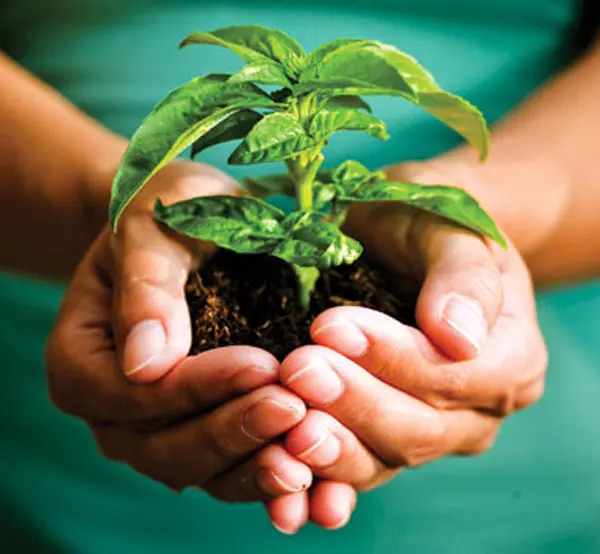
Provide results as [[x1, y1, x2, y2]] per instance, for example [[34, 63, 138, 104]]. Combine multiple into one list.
[[1, 1, 599, 552]]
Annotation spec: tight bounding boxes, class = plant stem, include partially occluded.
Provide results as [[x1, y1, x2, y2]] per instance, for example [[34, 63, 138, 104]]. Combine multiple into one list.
[[292, 264, 320, 312], [291, 152, 324, 211]]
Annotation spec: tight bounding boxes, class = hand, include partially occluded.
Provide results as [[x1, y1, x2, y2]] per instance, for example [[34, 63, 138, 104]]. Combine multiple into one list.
[[45, 161, 314, 514], [274, 161, 548, 531]]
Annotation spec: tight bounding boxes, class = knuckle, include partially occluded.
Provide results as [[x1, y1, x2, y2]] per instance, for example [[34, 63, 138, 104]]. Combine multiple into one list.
[[467, 260, 502, 310], [463, 431, 498, 457], [515, 378, 546, 411], [44, 330, 80, 415], [399, 412, 447, 468], [432, 367, 468, 403], [406, 414, 447, 467]]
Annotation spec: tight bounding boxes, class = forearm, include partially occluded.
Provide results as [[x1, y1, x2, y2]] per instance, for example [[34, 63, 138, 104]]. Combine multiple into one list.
[[0, 53, 126, 279], [428, 39, 600, 286]]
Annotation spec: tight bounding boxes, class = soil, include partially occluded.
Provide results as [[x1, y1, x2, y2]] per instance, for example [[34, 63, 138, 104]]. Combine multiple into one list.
[[186, 250, 420, 361]]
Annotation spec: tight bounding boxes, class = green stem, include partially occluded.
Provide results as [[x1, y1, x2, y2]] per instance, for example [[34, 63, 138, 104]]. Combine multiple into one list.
[[292, 264, 320, 312]]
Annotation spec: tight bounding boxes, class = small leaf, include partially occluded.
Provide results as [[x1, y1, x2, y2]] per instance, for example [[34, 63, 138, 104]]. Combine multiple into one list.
[[340, 181, 506, 247], [332, 160, 386, 189], [191, 109, 262, 159], [229, 62, 292, 87], [154, 196, 285, 254], [229, 112, 319, 165], [243, 173, 296, 198], [109, 76, 277, 230], [181, 26, 306, 78], [309, 107, 389, 141], [273, 219, 363, 268]]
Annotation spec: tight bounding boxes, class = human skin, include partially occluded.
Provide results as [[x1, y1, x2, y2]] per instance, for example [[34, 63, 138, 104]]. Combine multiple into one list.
[[3, 35, 600, 533]]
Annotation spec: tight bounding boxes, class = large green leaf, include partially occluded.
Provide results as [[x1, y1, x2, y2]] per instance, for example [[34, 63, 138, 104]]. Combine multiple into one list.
[[229, 62, 292, 88], [155, 198, 362, 269], [243, 173, 296, 198], [273, 214, 363, 268], [228, 112, 319, 165], [297, 41, 489, 159], [109, 76, 277, 230], [340, 181, 506, 247], [191, 109, 263, 159], [181, 26, 306, 78], [154, 196, 285, 254], [309, 107, 389, 141]]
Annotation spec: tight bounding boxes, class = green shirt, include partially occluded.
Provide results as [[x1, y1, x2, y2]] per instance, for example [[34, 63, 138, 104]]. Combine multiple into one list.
[[1, 1, 599, 552]]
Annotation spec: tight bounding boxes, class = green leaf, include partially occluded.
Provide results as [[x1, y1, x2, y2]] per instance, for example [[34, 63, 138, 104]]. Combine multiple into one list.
[[298, 40, 417, 98], [305, 38, 366, 67], [273, 216, 363, 268], [297, 41, 490, 159], [191, 109, 262, 159], [324, 95, 372, 113], [415, 91, 490, 160], [154, 196, 285, 253], [243, 173, 296, 198], [228, 112, 319, 165], [332, 160, 386, 189], [229, 62, 292, 87], [309, 107, 389, 141], [109, 76, 277, 230], [181, 26, 306, 78], [340, 181, 506, 247]]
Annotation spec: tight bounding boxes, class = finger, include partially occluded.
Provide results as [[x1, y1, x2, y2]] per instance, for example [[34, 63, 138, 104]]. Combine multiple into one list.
[[93, 385, 306, 492], [47, 238, 279, 426], [265, 492, 310, 535], [112, 163, 239, 382], [204, 443, 312, 502], [113, 213, 198, 383], [281, 346, 447, 467], [310, 303, 543, 413], [309, 481, 357, 530], [346, 201, 503, 359], [282, 347, 501, 468], [285, 410, 396, 490]]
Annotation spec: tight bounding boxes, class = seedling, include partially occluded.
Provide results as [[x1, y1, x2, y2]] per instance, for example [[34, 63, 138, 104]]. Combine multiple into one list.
[[109, 25, 505, 310]]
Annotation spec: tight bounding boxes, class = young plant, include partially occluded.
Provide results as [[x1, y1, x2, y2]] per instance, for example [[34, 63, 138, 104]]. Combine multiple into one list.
[[109, 25, 505, 310]]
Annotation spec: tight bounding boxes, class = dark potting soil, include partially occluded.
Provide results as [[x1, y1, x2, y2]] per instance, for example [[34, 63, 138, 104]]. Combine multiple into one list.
[[186, 250, 419, 361]]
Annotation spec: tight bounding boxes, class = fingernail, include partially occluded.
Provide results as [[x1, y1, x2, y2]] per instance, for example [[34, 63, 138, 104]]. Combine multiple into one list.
[[285, 360, 344, 406], [313, 321, 369, 358], [231, 363, 278, 390], [296, 429, 341, 467], [256, 469, 307, 494], [327, 512, 352, 531], [124, 320, 166, 376], [441, 294, 487, 352], [272, 522, 296, 536], [242, 398, 303, 442]]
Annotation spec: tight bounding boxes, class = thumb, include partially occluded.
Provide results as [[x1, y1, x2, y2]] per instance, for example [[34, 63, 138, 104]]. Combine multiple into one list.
[[413, 220, 504, 360], [112, 215, 206, 383]]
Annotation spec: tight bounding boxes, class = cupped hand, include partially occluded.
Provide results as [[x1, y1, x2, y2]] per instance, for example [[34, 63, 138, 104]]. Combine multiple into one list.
[[45, 161, 315, 522], [275, 162, 548, 531]]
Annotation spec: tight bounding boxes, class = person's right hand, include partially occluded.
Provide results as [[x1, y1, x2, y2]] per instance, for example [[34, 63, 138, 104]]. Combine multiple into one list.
[[45, 161, 313, 509]]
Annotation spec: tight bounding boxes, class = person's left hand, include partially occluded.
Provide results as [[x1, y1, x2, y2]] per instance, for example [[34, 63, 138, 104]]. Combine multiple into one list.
[[266, 163, 548, 533]]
